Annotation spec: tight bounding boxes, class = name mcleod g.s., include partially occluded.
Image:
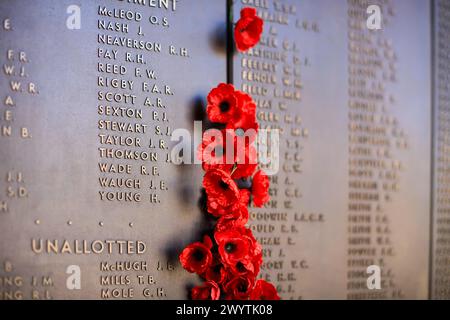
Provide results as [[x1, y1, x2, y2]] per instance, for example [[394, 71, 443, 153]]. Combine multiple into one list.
[[31, 239, 147, 254]]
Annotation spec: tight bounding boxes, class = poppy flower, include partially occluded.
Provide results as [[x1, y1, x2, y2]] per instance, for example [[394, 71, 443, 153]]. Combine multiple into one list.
[[216, 190, 250, 232], [224, 227, 262, 276], [249, 280, 280, 300], [232, 133, 258, 179], [200, 128, 257, 179], [207, 83, 239, 123], [198, 129, 233, 173], [234, 7, 264, 52], [191, 281, 221, 300], [215, 228, 251, 266], [204, 257, 228, 285], [214, 226, 260, 275], [179, 236, 213, 274], [252, 170, 270, 207], [244, 233, 263, 276], [216, 208, 249, 233], [203, 169, 240, 217], [239, 188, 251, 207], [227, 91, 258, 133], [224, 274, 255, 300]]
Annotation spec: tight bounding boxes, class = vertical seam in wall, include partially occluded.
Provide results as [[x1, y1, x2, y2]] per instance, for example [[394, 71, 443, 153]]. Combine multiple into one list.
[[226, 0, 234, 84], [429, 0, 436, 301]]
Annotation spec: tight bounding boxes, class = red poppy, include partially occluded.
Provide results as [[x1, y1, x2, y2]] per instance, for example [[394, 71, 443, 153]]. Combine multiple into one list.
[[198, 129, 233, 173], [204, 257, 228, 285], [227, 91, 258, 133], [216, 210, 250, 233], [249, 280, 280, 300], [200, 129, 257, 179], [214, 226, 261, 276], [226, 249, 261, 277], [234, 7, 264, 52], [207, 83, 239, 123], [239, 188, 251, 207], [228, 228, 262, 276], [206, 84, 258, 135], [245, 236, 263, 276], [232, 133, 258, 179], [215, 228, 251, 266], [203, 169, 240, 217], [252, 170, 270, 207], [191, 281, 221, 300], [216, 190, 250, 232], [179, 236, 213, 274], [224, 274, 255, 300]]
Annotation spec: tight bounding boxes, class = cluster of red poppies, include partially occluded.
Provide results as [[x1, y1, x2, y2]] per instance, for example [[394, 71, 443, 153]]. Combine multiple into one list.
[[180, 83, 278, 300], [179, 7, 278, 300]]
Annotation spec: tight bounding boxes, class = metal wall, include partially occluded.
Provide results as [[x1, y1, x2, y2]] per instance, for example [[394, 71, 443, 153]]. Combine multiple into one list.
[[0, 0, 448, 299]]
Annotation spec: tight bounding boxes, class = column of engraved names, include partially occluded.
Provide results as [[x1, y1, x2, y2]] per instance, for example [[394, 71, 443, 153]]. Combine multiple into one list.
[[1, 18, 33, 219], [97, 3, 173, 206], [347, 0, 408, 299], [433, 0, 450, 299], [95, 0, 180, 299], [238, 0, 315, 299], [1, 14, 53, 300]]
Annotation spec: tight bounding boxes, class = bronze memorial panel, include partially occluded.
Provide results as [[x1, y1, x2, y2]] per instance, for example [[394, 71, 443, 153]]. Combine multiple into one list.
[[0, 0, 225, 299], [432, 0, 450, 300], [233, 0, 431, 299]]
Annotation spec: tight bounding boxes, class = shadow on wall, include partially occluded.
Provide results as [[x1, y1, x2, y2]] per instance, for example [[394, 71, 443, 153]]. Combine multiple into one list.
[[164, 20, 229, 297]]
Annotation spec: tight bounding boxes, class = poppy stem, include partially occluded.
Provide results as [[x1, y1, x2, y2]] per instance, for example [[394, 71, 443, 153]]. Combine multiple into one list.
[[231, 163, 238, 176]]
